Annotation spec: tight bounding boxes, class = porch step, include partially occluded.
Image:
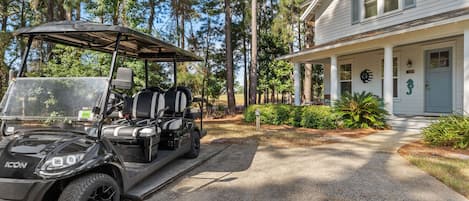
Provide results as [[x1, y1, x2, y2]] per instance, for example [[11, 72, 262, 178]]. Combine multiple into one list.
[[388, 116, 439, 132]]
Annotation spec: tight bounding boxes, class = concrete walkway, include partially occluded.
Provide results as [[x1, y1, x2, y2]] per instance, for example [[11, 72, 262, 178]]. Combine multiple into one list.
[[147, 131, 468, 201]]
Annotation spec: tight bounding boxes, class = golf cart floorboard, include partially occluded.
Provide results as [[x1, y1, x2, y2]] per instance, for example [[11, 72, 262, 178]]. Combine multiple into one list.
[[124, 144, 229, 201], [124, 150, 175, 176]]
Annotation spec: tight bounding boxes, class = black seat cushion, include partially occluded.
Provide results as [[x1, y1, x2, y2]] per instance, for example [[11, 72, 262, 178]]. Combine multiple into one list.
[[132, 91, 162, 119], [164, 86, 192, 116]]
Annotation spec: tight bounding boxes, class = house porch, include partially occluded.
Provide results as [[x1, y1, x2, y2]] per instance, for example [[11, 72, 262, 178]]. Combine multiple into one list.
[[287, 19, 469, 119]]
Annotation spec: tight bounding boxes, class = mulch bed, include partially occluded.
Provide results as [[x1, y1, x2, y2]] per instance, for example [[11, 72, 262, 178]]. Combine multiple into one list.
[[399, 141, 469, 160]]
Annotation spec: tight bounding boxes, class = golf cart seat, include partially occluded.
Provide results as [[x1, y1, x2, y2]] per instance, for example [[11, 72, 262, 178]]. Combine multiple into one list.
[[159, 87, 192, 149], [102, 67, 165, 162], [161, 86, 192, 130]]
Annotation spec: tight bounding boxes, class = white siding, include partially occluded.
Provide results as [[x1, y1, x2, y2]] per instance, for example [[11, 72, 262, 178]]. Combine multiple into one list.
[[315, 0, 469, 45], [323, 36, 465, 115]]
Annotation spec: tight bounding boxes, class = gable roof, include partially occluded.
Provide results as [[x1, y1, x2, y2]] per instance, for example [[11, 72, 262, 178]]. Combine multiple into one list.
[[300, 0, 325, 21]]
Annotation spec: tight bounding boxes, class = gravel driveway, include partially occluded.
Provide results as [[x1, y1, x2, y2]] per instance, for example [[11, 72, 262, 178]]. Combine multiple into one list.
[[147, 131, 468, 201]]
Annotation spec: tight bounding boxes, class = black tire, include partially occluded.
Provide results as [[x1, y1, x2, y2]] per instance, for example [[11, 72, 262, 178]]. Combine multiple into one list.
[[184, 131, 200, 159], [58, 173, 120, 201]]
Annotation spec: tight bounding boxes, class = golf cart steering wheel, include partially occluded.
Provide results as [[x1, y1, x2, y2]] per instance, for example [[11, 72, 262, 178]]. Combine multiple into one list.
[[106, 91, 126, 115]]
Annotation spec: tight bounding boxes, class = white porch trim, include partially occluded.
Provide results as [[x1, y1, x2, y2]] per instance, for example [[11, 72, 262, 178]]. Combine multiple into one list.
[[464, 29, 469, 114], [383, 45, 394, 115], [294, 63, 302, 106], [330, 55, 338, 104]]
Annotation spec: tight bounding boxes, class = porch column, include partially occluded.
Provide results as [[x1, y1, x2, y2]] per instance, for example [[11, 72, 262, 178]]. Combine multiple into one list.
[[294, 63, 302, 106], [464, 29, 469, 114], [330, 55, 338, 104], [383, 45, 394, 115], [304, 63, 313, 104]]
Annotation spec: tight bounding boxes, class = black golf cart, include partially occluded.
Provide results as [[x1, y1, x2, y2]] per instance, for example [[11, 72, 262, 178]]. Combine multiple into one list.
[[0, 21, 206, 201]]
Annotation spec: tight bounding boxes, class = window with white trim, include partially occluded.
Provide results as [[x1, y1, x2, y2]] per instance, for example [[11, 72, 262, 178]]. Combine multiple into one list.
[[340, 64, 352, 95], [381, 57, 399, 98], [353, 0, 416, 23]]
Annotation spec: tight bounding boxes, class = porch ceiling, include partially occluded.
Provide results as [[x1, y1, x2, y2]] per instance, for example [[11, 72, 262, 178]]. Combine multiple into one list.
[[280, 7, 469, 64]]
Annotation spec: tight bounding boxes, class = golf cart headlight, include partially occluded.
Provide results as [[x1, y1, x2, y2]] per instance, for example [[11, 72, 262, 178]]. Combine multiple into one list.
[[43, 153, 85, 171]]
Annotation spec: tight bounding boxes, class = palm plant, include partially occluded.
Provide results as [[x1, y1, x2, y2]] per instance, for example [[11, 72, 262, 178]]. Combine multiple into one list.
[[333, 91, 389, 129]]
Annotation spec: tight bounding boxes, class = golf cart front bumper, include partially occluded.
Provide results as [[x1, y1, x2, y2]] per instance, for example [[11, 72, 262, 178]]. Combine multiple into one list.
[[0, 178, 54, 201]]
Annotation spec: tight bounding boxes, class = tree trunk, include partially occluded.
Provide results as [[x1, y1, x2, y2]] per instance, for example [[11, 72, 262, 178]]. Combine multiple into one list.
[[47, 0, 54, 21], [76, 1, 81, 20], [225, 0, 235, 114], [148, 0, 155, 33], [1, 0, 7, 31], [241, 1, 248, 109], [181, 9, 185, 49], [249, 0, 257, 105], [257, 91, 261, 104], [271, 88, 275, 103], [112, 0, 119, 25]]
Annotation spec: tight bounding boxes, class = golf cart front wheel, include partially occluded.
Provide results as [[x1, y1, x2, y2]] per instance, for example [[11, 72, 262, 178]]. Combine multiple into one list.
[[184, 131, 200, 159], [58, 173, 120, 201]]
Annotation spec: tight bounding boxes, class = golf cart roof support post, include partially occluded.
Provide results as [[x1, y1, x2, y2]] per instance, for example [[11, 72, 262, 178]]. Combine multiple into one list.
[[18, 36, 34, 77], [144, 60, 149, 88], [98, 32, 122, 138], [173, 59, 177, 87]]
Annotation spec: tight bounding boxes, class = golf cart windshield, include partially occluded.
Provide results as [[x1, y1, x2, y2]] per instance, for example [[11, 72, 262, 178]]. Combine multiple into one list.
[[0, 77, 107, 122]]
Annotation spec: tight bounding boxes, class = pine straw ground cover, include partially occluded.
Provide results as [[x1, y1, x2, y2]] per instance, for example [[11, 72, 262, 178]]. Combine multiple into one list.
[[399, 141, 469, 198], [199, 115, 376, 148]]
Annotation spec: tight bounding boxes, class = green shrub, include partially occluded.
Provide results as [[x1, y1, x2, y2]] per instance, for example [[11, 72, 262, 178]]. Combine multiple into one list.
[[288, 106, 304, 127], [423, 115, 469, 149], [245, 104, 337, 129], [333, 91, 388, 129], [244, 104, 291, 125], [301, 106, 337, 129], [244, 104, 262, 123]]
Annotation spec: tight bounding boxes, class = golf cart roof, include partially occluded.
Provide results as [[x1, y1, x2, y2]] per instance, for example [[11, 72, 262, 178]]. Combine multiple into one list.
[[14, 21, 202, 62]]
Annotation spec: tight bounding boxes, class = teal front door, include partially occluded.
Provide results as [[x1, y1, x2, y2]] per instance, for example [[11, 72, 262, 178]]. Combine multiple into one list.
[[425, 48, 452, 113]]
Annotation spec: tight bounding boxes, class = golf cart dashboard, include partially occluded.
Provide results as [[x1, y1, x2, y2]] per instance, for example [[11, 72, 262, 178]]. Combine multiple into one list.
[[1, 120, 93, 136]]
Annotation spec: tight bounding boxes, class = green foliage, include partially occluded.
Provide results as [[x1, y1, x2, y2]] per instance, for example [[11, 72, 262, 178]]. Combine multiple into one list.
[[288, 106, 303, 127], [301, 106, 337, 129], [245, 104, 338, 129], [423, 115, 469, 149], [244, 104, 291, 125], [333, 91, 388, 129]]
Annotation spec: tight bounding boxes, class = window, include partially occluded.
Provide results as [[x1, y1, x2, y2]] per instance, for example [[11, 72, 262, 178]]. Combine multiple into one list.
[[340, 64, 352, 95], [357, 0, 414, 21], [352, 0, 361, 24], [384, 0, 399, 13], [381, 57, 399, 98], [404, 0, 416, 9], [364, 0, 378, 18], [430, 50, 450, 68]]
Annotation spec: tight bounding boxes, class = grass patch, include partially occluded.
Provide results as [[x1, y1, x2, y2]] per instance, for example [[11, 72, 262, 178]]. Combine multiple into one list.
[[404, 156, 469, 198], [400, 142, 469, 198], [213, 93, 245, 106]]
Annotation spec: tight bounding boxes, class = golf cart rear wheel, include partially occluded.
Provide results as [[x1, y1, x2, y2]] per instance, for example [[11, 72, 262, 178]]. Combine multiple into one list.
[[58, 173, 120, 201], [184, 131, 200, 159]]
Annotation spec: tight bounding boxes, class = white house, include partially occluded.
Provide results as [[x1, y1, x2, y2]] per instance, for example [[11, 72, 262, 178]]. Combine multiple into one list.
[[279, 0, 469, 130]]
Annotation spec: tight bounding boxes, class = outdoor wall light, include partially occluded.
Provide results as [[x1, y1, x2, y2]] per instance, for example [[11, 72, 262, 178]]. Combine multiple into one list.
[[407, 59, 413, 68]]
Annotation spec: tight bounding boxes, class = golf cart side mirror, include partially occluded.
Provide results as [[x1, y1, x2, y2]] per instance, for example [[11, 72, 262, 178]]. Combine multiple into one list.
[[112, 67, 134, 90]]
